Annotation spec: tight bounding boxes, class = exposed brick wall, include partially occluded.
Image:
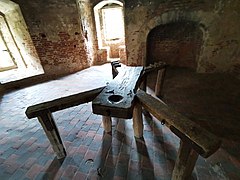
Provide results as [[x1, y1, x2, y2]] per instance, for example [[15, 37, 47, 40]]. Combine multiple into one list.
[[31, 32, 88, 75], [125, 0, 214, 11], [107, 42, 123, 58], [119, 45, 126, 64], [147, 22, 203, 70], [96, 47, 109, 65], [125, 0, 240, 79], [14, 0, 89, 76]]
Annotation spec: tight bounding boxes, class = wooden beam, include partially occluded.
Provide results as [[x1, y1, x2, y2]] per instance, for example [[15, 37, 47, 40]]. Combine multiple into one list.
[[155, 68, 166, 98], [37, 111, 66, 159], [92, 66, 144, 119], [111, 60, 121, 79], [26, 87, 104, 119], [143, 62, 167, 75], [102, 116, 112, 133], [136, 90, 221, 158], [172, 140, 199, 180], [132, 101, 143, 138]]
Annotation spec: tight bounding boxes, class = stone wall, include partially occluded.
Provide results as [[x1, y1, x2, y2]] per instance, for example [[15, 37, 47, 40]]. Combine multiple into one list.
[[125, 0, 240, 78], [13, 0, 89, 76]]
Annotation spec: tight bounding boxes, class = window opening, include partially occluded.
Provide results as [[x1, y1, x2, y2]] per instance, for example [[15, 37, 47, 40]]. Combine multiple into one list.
[[94, 1, 126, 62], [102, 7, 124, 41], [0, 1, 44, 83], [0, 29, 16, 71]]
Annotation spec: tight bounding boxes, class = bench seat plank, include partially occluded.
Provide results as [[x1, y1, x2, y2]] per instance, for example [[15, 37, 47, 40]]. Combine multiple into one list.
[[136, 89, 221, 158], [26, 87, 104, 118]]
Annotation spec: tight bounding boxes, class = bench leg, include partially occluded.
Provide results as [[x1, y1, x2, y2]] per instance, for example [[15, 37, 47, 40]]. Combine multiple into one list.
[[140, 77, 147, 92], [37, 112, 66, 159], [155, 68, 166, 98], [102, 116, 112, 133], [133, 103, 143, 138], [172, 140, 199, 180]]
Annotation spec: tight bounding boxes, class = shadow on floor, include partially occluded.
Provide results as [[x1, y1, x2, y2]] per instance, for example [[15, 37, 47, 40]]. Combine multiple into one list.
[[147, 67, 240, 141]]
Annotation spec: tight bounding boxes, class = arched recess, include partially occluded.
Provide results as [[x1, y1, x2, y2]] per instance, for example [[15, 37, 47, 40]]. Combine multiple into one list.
[[0, 0, 43, 83], [126, 10, 207, 71], [147, 21, 203, 70]]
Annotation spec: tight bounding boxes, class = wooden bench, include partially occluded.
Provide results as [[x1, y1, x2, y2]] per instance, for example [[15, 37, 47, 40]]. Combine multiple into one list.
[[25, 88, 103, 159], [136, 90, 221, 179], [25, 63, 166, 158], [25, 62, 221, 180]]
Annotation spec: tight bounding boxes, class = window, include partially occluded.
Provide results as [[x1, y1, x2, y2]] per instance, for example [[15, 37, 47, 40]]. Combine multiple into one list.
[[102, 7, 124, 41], [0, 31, 16, 71], [0, 1, 44, 82]]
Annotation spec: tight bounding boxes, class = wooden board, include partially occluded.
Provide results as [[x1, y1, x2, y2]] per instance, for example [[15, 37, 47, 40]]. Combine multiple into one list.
[[136, 90, 221, 158], [26, 87, 104, 118], [92, 66, 144, 119]]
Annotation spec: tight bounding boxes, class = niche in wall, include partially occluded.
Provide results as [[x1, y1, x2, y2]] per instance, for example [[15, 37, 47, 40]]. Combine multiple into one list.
[[147, 21, 203, 70]]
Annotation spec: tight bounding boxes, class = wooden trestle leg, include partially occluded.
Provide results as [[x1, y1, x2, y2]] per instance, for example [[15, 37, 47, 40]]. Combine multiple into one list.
[[133, 102, 143, 138], [102, 116, 112, 133], [37, 111, 66, 159], [155, 68, 166, 98], [172, 140, 199, 180]]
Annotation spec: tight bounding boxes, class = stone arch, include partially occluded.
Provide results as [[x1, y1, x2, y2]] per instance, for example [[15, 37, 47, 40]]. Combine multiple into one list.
[[94, 0, 123, 10], [131, 10, 208, 71], [77, 0, 126, 65], [94, 0, 124, 48], [146, 21, 204, 70]]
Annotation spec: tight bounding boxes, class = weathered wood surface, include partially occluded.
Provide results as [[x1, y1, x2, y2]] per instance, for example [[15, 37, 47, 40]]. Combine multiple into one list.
[[143, 61, 167, 75], [92, 66, 144, 119], [155, 68, 166, 97], [26, 87, 104, 118], [132, 101, 143, 138], [111, 60, 121, 79], [37, 112, 66, 159], [172, 140, 199, 180], [136, 90, 221, 158], [102, 116, 112, 133], [140, 61, 167, 92]]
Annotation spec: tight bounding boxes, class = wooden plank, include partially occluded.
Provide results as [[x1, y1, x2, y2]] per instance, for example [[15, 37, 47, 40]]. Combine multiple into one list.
[[102, 116, 112, 133], [37, 111, 66, 159], [172, 140, 199, 180], [92, 66, 144, 119], [143, 61, 167, 75], [140, 62, 167, 92], [133, 101, 143, 138], [136, 90, 221, 158], [26, 87, 104, 118], [155, 68, 166, 97]]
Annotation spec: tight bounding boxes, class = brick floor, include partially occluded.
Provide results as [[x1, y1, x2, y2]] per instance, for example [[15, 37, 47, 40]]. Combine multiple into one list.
[[0, 64, 240, 179]]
